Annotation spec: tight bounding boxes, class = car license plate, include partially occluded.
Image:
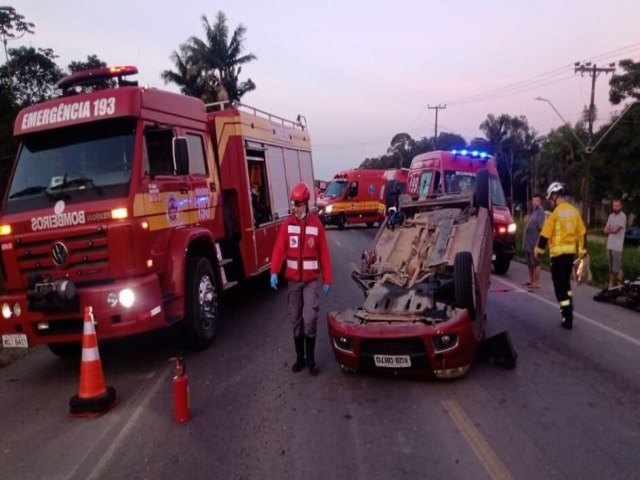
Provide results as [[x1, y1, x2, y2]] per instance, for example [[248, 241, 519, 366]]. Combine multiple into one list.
[[2, 334, 28, 348], [374, 354, 411, 368]]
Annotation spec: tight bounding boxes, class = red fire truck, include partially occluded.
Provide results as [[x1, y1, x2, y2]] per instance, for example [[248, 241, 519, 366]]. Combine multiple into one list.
[[406, 150, 516, 274], [0, 66, 315, 356]]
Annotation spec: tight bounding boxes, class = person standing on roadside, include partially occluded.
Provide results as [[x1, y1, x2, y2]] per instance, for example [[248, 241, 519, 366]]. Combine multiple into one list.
[[522, 193, 545, 288], [604, 198, 626, 289], [535, 182, 586, 330], [270, 182, 332, 376]]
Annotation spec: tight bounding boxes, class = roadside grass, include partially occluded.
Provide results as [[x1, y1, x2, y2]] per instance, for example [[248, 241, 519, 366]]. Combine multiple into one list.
[[515, 220, 640, 289]]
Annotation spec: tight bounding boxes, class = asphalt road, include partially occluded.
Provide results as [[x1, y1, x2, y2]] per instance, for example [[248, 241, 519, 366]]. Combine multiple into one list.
[[1, 225, 639, 480]]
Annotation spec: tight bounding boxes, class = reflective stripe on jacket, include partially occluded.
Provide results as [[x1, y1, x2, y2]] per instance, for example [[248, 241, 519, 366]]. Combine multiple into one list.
[[539, 202, 586, 257], [271, 213, 332, 284]]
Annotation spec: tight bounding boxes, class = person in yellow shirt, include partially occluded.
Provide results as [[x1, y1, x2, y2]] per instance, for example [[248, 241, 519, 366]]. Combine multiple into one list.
[[535, 182, 587, 330]]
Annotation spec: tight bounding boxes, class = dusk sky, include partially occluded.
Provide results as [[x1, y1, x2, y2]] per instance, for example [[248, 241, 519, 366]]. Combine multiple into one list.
[[13, 0, 640, 180]]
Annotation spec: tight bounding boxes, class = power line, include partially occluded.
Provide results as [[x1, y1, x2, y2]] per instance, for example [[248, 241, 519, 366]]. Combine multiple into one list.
[[442, 41, 640, 106]]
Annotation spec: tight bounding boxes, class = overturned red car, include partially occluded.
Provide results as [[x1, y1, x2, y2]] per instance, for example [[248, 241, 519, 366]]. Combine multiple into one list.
[[327, 169, 495, 379]]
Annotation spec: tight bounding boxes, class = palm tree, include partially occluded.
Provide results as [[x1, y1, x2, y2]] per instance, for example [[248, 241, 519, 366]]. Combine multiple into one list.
[[161, 44, 213, 101], [189, 11, 257, 102], [162, 11, 257, 103]]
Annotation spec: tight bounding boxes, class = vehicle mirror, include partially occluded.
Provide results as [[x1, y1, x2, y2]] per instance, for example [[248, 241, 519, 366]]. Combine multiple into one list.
[[173, 137, 189, 175]]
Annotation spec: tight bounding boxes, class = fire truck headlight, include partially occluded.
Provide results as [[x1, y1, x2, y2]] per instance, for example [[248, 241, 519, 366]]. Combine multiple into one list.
[[2, 303, 11, 319], [325, 205, 333, 214], [12, 303, 21, 317], [0, 224, 11, 236], [119, 289, 135, 308], [508, 223, 517, 234]]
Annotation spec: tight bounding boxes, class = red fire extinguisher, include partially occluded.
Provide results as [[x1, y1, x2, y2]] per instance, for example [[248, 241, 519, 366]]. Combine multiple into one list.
[[171, 356, 190, 423]]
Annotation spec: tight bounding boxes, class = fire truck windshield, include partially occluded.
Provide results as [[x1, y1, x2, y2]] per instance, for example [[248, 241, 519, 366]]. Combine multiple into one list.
[[323, 180, 348, 198], [4, 118, 135, 214], [443, 169, 507, 207]]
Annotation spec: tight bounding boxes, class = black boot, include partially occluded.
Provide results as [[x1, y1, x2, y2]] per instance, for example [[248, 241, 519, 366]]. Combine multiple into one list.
[[292, 335, 305, 372], [560, 306, 573, 330], [305, 336, 319, 376]]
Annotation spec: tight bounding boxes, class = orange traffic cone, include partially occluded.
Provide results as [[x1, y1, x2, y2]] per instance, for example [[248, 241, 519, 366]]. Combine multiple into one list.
[[69, 306, 116, 416]]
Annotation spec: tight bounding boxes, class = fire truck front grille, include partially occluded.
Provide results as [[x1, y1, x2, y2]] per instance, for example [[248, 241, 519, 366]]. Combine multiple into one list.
[[32, 317, 84, 337], [14, 228, 109, 277]]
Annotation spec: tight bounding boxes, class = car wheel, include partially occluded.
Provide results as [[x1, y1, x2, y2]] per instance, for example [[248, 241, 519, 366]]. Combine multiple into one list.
[[454, 251, 476, 320], [184, 256, 218, 350], [47, 342, 81, 358], [493, 254, 511, 275], [366, 222, 375, 228], [337, 214, 346, 229]]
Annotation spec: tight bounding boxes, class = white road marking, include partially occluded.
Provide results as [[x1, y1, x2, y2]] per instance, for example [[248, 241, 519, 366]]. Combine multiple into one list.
[[81, 371, 166, 479], [493, 276, 640, 348]]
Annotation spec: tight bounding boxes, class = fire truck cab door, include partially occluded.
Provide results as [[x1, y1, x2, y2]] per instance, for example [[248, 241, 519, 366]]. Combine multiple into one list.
[[140, 126, 191, 231], [180, 133, 215, 228]]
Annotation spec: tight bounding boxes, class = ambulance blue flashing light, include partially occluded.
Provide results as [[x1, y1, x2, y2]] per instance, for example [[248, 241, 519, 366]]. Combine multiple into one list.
[[450, 149, 492, 159]]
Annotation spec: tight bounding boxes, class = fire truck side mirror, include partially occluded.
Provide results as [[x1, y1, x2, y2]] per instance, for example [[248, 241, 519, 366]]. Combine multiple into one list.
[[173, 137, 190, 175]]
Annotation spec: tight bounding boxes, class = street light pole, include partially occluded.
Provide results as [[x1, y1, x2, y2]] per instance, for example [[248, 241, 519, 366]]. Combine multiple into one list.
[[534, 96, 587, 150]]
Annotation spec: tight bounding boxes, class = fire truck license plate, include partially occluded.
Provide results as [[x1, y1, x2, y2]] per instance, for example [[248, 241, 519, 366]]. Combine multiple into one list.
[[374, 354, 411, 368], [2, 334, 28, 348]]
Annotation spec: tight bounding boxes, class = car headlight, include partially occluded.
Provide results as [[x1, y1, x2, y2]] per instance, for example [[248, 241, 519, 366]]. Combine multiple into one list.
[[325, 205, 334, 214], [508, 223, 516, 233], [1, 302, 11, 319]]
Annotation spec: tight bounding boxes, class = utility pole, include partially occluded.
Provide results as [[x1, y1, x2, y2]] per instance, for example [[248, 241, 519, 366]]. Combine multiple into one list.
[[428, 104, 446, 150], [573, 62, 615, 225]]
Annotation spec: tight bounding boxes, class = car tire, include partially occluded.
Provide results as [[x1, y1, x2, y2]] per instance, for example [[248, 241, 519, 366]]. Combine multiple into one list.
[[337, 214, 346, 229], [454, 251, 476, 320], [47, 342, 81, 358], [184, 256, 218, 350], [366, 222, 375, 228]]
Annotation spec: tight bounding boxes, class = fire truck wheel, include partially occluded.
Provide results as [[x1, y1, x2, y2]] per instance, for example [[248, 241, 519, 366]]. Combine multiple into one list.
[[366, 222, 375, 228], [493, 254, 511, 275], [336, 214, 346, 229], [454, 251, 476, 320], [184, 256, 218, 350], [47, 342, 81, 358]]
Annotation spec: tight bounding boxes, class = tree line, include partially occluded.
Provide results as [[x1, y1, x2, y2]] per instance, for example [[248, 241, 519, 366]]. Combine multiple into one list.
[[360, 66, 640, 226], [0, 8, 256, 196], [1, 7, 639, 226]]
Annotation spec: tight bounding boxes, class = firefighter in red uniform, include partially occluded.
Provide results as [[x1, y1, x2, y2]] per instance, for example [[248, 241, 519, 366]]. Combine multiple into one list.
[[270, 182, 332, 376]]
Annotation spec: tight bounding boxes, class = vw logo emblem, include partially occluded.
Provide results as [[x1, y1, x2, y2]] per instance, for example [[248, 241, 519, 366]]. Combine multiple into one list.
[[51, 242, 69, 267]]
